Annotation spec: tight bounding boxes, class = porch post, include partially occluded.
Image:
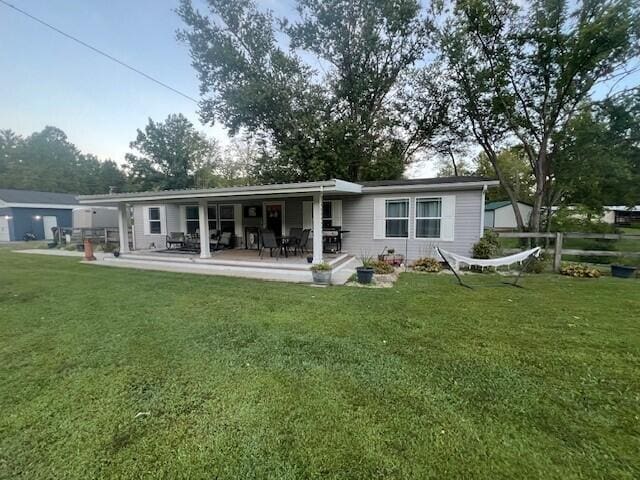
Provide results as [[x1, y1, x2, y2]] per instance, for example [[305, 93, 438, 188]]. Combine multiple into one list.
[[198, 199, 211, 258], [118, 203, 130, 253], [312, 192, 323, 264]]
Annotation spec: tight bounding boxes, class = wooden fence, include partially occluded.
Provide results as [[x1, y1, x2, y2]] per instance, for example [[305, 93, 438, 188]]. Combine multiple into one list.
[[497, 231, 640, 272]]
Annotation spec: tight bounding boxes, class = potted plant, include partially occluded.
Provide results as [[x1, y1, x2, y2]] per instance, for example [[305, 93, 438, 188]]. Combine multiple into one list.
[[356, 255, 375, 284], [306, 254, 313, 264], [310, 262, 332, 284], [611, 258, 637, 278]]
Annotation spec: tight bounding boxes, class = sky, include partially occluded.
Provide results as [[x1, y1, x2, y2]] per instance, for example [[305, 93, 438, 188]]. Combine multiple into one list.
[[1, 1, 637, 180], [0, 0, 282, 167]]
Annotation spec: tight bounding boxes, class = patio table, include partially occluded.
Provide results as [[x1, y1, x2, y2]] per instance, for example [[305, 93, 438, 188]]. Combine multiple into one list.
[[277, 236, 294, 258]]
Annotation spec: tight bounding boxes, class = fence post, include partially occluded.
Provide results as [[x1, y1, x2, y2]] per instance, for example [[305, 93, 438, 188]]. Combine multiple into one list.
[[553, 232, 564, 272]]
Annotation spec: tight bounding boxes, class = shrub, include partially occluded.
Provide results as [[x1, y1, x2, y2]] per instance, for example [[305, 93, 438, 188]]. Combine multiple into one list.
[[413, 257, 442, 272], [472, 230, 501, 259], [522, 253, 548, 274], [101, 243, 117, 253], [551, 206, 619, 234], [310, 262, 332, 272], [560, 263, 601, 278], [372, 260, 394, 274]]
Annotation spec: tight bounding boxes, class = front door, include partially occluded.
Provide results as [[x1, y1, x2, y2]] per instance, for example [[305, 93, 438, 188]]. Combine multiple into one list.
[[42, 216, 57, 240], [264, 203, 284, 238]]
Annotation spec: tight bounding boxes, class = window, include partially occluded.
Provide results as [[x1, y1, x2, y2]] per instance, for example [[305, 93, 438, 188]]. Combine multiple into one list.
[[219, 204, 235, 233], [385, 199, 409, 238], [415, 198, 442, 238], [148, 207, 162, 234], [185, 206, 199, 235], [207, 206, 217, 232], [322, 201, 332, 228]]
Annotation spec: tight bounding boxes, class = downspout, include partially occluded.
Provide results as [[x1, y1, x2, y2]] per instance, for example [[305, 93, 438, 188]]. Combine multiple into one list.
[[479, 184, 487, 237]]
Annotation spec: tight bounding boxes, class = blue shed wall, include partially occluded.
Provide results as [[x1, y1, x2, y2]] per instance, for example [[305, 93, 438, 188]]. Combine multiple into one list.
[[9, 207, 73, 241]]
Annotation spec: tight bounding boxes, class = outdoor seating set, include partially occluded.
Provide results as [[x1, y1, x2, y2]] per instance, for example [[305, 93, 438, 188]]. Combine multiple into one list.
[[258, 227, 310, 259], [165, 230, 232, 252]]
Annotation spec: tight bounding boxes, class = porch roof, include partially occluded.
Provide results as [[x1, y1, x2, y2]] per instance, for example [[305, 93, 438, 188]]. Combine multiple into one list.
[[77, 179, 362, 205]]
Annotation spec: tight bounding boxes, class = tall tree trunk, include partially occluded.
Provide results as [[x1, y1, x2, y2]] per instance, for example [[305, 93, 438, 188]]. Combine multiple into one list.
[[447, 148, 459, 176], [487, 150, 526, 231]]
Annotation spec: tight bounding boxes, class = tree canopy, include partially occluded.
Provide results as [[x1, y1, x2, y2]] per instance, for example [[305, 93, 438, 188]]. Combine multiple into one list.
[[0, 127, 126, 195], [177, 0, 443, 183], [435, 0, 640, 230]]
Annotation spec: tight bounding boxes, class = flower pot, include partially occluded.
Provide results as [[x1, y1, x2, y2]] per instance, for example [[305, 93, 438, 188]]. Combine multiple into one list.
[[312, 270, 332, 284], [307, 255, 313, 264], [356, 267, 374, 284], [611, 264, 637, 278]]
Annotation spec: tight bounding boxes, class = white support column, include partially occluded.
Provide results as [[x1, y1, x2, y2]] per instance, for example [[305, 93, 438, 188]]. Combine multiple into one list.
[[312, 191, 323, 264], [198, 199, 211, 258], [118, 203, 130, 253]]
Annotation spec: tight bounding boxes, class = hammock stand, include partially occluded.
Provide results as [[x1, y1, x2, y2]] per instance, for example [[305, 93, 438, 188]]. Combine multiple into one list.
[[437, 247, 542, 289]]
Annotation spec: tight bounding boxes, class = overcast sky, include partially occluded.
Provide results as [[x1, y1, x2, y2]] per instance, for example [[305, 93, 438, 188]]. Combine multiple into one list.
[[1, 1, 637, 180]]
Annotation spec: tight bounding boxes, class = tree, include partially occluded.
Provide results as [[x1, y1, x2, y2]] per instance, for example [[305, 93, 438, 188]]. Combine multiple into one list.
[[475, 147, 535, 203], [437, 0, 640, 231], [554, 93, 640, 209], [177, 0, 440, 182], [125, 114, 217, 191], [0, 126, 126, 194]]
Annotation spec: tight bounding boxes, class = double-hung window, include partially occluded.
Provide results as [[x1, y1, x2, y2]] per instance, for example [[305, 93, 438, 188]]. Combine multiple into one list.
[[415, 198, 442, 238], [185, 206, 200, 235], [322, 201, 333, 228], [385, 199, 409, 238], [207, 206, 218, 232], [148, 207, 162, 234], [219, 205, 235, 233]]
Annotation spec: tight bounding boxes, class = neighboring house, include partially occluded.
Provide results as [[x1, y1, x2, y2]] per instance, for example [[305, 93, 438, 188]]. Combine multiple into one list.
[[602, 206, 640, 226], [78, 176, 498, 264], [484, 200, 533, 230], [0, 189, 80, 242]]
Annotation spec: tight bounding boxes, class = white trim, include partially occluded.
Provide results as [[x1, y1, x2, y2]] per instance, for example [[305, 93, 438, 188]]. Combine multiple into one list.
[[78, 180, 363, 204], [218, 203, 236, 235], [362, 181, 499, 194], [143, 205, 166, 236], [413, 197, 443, 240], [381, 197, 410, 240]]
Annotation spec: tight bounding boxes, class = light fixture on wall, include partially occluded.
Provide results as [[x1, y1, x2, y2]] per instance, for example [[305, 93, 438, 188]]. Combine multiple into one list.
[[33, 215, 42, 220], [3, 215, 12, 220]]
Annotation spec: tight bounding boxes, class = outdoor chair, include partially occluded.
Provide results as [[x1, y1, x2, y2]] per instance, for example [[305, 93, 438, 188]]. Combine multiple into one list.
[[294, 229, 311, 256], [211, 231, 232, 250], [289, 227, 303, 243], [259, 229, 280, 259], [166, 232, 186, 249]]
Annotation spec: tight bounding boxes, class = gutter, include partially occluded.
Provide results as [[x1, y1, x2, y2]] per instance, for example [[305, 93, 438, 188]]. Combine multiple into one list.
[[361, 180, 500, 194]]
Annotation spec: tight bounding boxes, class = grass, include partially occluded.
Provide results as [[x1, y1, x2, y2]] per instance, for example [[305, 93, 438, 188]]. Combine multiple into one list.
[[0, 249, 639, 479]]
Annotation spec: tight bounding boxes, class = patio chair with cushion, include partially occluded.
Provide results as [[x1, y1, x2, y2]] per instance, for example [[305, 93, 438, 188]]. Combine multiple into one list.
[[259, 229, 280, 259], [166, 232, 186, 249], [211, 231, 232, 250]]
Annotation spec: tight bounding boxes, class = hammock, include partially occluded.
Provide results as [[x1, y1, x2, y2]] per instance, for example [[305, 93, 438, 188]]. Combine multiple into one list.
[[437, 246, 542, 288]]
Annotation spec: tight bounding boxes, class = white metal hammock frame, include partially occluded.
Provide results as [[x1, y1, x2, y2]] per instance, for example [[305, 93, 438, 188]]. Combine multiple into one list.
[[437, 247, 542, 288]]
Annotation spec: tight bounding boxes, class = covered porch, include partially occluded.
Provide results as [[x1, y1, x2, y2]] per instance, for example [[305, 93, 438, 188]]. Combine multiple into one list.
[[78, 180, 362, 283]]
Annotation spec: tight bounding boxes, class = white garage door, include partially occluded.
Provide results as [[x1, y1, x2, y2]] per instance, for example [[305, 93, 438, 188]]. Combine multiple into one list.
[[42, 216, 58, 240], [0, 217, 9, 242]]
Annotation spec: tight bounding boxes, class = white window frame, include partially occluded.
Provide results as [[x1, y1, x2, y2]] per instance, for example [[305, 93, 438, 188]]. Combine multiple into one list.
[[218, 203, 236, 234], [144, 205, 165, 236], [414, 197, 443, 240], [384, 198, 410, 239], [184, 205, 200, 235]]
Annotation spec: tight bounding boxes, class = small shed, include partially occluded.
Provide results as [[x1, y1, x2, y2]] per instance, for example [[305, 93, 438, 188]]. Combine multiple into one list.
[[485, 200, 533, 230]]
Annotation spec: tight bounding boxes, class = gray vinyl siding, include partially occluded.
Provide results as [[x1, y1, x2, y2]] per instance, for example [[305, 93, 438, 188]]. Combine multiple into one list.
[[338, 189, 483, 261], [129, 190, 483, 259], [133, 204, 180, 249]]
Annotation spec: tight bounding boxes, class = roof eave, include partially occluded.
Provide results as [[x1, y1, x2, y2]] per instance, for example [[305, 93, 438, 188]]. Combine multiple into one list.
[[361, 180, 500, 193]]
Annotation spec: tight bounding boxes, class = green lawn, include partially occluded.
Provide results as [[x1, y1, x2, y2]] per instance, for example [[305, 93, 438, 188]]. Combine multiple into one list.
[[1, 250, 639, 479]]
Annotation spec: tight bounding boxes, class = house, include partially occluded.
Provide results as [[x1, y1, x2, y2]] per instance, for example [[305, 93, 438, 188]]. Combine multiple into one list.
[[602, 206, 640, 226], [484, 200, 533, 230], [0, 189, 80, 242], [77, 176, 498, 282]]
